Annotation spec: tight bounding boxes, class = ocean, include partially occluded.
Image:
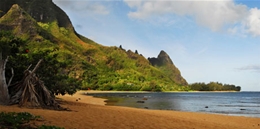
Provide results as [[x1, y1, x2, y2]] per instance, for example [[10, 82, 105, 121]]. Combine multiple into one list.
[[87, 92, 260, 118]]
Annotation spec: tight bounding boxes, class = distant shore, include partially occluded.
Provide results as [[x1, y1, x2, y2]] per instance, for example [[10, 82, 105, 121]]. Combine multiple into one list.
[[0, 90, 259, 129], [79, 90, 241, 94]]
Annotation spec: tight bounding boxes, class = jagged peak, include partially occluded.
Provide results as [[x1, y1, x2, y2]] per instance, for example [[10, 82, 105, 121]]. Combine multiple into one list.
[[0, 0, 73, 29], [0, 4, 42, 38], [157, 50, 173, 65], [148, 50, 188, 85], [10, 4, 20, 11], [0, 4, 35, 22], [3, 4, 25, 17], [158, 50, 168, 57]]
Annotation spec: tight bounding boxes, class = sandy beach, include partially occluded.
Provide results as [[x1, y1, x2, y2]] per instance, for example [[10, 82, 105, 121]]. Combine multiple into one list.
[[1, 90, 260, 129]]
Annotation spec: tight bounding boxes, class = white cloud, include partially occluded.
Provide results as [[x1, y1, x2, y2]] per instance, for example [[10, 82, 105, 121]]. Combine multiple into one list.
[[124, 0, 247, 31], [245, 8, 260, 36], [237, 65, 260, 72], [126, 1, 143, 8]]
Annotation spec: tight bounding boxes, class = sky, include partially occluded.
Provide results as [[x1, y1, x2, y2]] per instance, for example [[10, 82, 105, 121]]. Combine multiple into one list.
[[53, 0, 260, 91]]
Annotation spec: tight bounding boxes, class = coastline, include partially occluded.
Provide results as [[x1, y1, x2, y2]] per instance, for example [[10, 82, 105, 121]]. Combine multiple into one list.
[[0, 90, 260, 129]]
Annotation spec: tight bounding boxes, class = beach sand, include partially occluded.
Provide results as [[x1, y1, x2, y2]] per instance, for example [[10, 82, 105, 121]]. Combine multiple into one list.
[[0, 90, 260, 129]]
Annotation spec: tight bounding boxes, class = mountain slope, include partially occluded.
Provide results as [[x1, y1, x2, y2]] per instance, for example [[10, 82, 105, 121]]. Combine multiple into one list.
[[0, 2, 188, 91]]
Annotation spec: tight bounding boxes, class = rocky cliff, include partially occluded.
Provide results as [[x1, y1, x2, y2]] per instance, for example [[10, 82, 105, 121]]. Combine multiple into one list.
[[148, 50, 188, 85]]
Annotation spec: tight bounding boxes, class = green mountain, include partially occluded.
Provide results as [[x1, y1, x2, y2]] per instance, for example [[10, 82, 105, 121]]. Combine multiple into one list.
[[0, 1, 188, 91]]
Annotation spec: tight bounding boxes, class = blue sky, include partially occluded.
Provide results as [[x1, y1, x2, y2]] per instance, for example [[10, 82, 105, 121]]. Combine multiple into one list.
[[53, 0, 260, 91]]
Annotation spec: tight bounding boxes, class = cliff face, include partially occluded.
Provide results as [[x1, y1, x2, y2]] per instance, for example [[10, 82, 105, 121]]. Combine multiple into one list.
[[149, 50, 174, 66], [148, 50, 188, 86], [0, 0, 72, 29]]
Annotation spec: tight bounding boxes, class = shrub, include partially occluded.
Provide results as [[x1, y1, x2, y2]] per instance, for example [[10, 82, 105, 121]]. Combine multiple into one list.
[[0, 112, 64, 129], [38, 125, 64, 129], [140, 85, 152, 91], [0, 112, 38, 129], [99, 84, 113, 91]]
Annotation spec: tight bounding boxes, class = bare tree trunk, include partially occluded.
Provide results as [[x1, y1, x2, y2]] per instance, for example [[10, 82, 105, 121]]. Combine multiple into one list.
[[0, 56, 10, 105]]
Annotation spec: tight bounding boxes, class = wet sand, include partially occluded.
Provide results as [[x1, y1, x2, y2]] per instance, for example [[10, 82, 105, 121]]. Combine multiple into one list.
[[0, 90, 260, 129]]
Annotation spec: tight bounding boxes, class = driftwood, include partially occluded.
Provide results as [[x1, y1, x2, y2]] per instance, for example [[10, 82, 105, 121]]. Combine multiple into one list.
[[8, 59, 62, 110]]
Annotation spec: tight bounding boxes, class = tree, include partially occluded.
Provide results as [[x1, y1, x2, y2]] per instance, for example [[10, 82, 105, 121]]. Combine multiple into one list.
[[8, 59, 60, 109], [0, 55, 10, 105], [8, 48, 81, 95], [0, 31, 79, 108], [236, 86, 241, 91], [0, 31, 23, 105], [33, 50, 74, 95], [135, 50, 139, 54], [190, 83, 203, 91]]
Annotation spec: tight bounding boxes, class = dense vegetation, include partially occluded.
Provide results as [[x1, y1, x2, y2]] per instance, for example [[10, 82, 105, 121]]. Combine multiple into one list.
[[0, 31, 80, 95], [0, 112, 64, 129], [189, 82, 241, 91], [0, 1, 242, 95], [0, 3, 189, 94]]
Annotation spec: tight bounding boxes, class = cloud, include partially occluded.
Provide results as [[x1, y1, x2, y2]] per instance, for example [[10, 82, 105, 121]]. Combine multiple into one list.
[[124, 0, 247, 31], [53, 0, 109, 15], [124, 0, 260, 36], [245, 8, 260, 36], [237, 65, 260, 72]]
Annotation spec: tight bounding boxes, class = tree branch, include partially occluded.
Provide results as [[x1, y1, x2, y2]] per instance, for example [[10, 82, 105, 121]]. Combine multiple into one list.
[[31, 59, 43, 74], [7, 68, 14, 87], [25, 64, 32, 71], [3, 56, 9, 84]]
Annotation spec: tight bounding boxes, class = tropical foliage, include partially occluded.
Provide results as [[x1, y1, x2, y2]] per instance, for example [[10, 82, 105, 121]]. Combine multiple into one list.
[[189, 82, 241, 91], [0, 2, 242, 95], [1, 31, 80, 95]]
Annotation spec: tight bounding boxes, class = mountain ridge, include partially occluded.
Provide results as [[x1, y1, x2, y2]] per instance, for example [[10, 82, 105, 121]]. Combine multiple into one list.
[[0, 2, 188, 91]]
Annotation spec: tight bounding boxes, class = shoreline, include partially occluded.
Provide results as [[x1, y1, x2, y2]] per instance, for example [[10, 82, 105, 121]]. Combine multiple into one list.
[[0, 90, 260, 129], [82, 90, 246, 94], [83, 90, 260, 118]]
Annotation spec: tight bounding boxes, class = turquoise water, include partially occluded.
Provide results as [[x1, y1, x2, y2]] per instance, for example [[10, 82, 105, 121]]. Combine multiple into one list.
[[87, 92, 260, 118]]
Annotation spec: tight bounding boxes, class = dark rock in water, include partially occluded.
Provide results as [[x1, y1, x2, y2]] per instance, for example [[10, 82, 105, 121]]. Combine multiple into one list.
[[143, 98, 148, 100], [205, 106, 209, 108], [240, 109, 246, 110], [137, 101, 145, 103]]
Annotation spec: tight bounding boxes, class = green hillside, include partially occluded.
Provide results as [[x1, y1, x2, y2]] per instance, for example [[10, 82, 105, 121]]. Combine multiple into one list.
[[0, 1, 189, 93]]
